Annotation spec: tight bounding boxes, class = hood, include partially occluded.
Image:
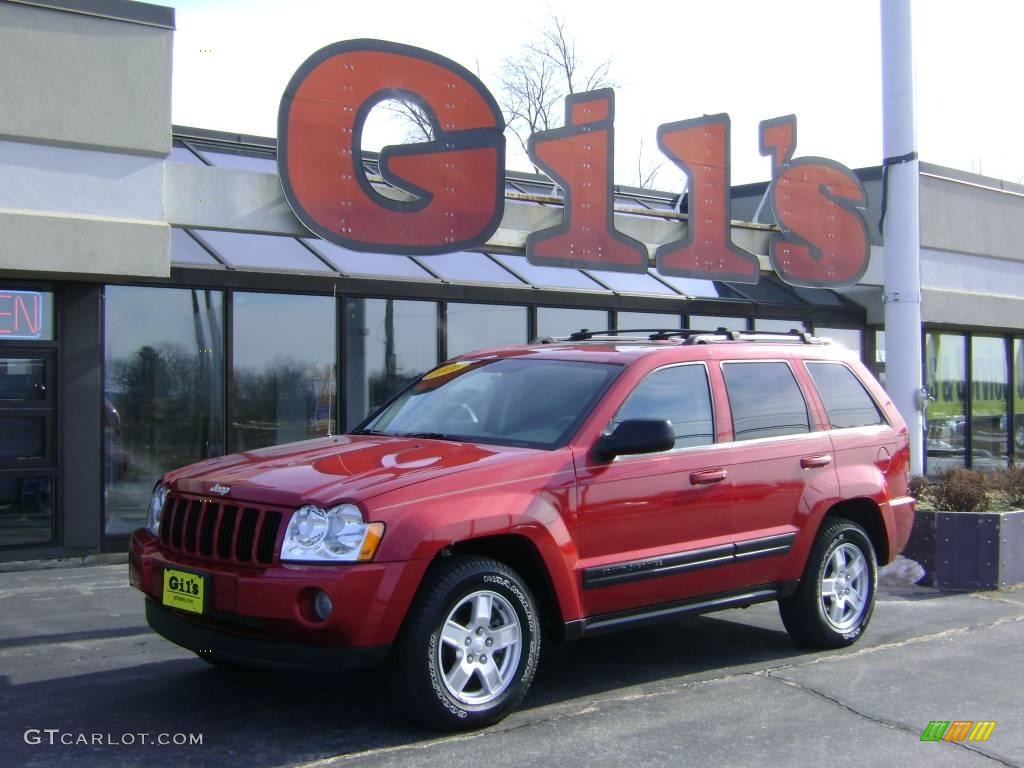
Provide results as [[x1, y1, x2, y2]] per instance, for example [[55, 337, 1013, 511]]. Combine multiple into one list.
[[164, 435, 538, 509]]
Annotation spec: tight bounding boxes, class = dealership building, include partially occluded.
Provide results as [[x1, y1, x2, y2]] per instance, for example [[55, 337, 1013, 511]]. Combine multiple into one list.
[[1, 0, 1022, 561]]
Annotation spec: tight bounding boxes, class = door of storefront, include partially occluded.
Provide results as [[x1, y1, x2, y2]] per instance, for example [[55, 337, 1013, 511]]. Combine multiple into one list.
[[0, 349, 58, 548]]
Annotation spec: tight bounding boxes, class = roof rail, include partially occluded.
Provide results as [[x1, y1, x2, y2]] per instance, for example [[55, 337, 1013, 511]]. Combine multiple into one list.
[[683, 329, 828, 345], [533, 328, 829, 345]]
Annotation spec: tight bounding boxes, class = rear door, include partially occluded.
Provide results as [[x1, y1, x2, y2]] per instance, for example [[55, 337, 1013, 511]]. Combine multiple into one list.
[[802, 359, 906, 509], [713, 355, 839, 588]]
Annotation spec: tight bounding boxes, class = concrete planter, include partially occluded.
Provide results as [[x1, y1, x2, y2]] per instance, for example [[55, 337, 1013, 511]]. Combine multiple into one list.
[[903, 509, 1024, 591]]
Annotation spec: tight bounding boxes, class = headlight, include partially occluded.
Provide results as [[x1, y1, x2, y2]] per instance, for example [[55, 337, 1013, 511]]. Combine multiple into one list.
[[146, 484, 170, 536], [281, 504, 384, 563]]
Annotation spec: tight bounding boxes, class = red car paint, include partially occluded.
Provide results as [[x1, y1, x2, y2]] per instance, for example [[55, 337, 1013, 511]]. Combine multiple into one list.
[[130, 338, 914, 659]]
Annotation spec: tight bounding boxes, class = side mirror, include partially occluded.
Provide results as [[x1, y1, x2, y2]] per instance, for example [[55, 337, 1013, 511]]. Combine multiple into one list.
[[595, 419, 675, 459]]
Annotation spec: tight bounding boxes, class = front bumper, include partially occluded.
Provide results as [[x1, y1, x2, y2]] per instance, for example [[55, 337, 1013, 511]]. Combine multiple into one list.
[[130, 530, 430, 651], [145, 599, 389, 671]]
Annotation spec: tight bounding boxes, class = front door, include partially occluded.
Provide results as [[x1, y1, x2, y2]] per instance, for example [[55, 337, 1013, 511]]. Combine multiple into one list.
[[0, 350, 57, 548], [573, 362, 735, 616]]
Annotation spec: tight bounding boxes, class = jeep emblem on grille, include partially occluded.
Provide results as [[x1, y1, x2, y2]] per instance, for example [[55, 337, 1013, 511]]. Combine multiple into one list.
[[210, 484, 231, 496]]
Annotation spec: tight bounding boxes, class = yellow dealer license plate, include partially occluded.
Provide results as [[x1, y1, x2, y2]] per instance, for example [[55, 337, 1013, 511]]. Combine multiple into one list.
[[162, 568, 206, 615]]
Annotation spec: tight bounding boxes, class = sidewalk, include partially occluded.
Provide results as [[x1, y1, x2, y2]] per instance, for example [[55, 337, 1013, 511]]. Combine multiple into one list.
[[0, 564, 1021, 768]]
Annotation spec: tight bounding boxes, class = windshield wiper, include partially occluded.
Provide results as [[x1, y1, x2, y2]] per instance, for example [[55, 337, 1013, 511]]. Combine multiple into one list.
[[396, 431, 459, 441]]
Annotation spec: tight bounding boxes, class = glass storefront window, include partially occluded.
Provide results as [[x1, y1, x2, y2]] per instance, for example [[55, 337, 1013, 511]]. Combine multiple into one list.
[[232, 292, 336, 451], [103, 286, 226, 537], [0, 474, 54, 547], [925, 333, 966, 475], [755, 318, 807, 333], [536, 307, 609, 338], [1015, 339, 1024, 460], [873, 329, 886, 387], [971, 336, 1009, 469], [688, 315, 747, 332], [344, 298, 438, 428], [616, 311, 681, 331], [446, 304, 527, 358], [815, 327, 863, 357]]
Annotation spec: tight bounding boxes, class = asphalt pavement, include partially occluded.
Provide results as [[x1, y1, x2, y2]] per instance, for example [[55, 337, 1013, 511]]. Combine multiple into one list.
[[0, 564, 1021, 768]]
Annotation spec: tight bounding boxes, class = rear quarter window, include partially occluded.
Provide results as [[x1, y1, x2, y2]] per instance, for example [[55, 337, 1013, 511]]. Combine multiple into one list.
[[805, 362, 886, 429], [722, 361, 810, 441]]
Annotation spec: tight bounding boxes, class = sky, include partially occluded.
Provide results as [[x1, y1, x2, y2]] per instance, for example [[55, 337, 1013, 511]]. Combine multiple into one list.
[[170, 0, 1024, 192]]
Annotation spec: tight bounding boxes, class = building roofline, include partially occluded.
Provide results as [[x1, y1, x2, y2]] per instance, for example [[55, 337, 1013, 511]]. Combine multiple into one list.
[[172, 125, 1024, 202], [3, 0, 173, 29]]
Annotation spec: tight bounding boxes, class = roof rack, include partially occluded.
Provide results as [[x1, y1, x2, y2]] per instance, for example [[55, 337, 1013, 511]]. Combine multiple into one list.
[[534, 328, 829, 345]]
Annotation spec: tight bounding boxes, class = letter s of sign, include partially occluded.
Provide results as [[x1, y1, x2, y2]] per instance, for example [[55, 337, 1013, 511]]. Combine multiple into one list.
[[278, 39, 506, 255], [759, 115, 870, 288]]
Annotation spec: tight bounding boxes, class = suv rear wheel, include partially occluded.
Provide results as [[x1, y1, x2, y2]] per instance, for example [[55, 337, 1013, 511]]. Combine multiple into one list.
[[389, 556, 541, 730], [779, 519, 877, 648]]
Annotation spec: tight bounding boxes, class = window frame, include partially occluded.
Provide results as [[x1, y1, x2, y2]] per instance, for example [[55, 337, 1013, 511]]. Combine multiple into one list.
[[606, 361, 716, 456], [803, 360, 889, 431], [720, 359, 812, 443]]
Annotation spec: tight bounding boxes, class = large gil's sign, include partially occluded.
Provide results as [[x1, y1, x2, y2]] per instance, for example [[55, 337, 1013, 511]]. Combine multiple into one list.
[[279, 39, 869, 289]]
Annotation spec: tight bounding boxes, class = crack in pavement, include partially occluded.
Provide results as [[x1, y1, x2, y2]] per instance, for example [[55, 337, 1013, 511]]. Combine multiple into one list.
[[759, 613, 1024, 672], [760, 671, 1020, 768], [291, 610, 1024, 767]]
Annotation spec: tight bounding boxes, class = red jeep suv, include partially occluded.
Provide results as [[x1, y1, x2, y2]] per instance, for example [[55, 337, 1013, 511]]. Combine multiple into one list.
[[130, 329, 914, 730]]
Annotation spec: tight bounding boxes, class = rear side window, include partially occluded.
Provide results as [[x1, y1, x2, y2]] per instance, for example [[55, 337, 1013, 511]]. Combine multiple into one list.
[[723, 361, 809, 441], [611, 364, 714, 449], [806, 362, 885, 429]]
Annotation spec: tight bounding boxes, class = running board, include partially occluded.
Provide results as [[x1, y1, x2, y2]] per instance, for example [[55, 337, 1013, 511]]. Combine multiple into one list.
[[563, 582, 797, 639]]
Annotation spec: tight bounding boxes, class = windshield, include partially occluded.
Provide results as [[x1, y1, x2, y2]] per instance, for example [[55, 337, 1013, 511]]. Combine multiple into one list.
[[356, 357, 622, 449]]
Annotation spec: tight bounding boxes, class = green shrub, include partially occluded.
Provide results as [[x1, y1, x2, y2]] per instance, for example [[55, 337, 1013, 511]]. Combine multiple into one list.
[[929, 468, 988, 512], [908, 475, 930, 501], [994, 465, 1024, 508]]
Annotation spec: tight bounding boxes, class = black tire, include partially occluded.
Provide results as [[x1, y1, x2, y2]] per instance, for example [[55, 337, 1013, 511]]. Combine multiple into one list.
[[779, 519, 877, 649], [389, 556, 541, 730]]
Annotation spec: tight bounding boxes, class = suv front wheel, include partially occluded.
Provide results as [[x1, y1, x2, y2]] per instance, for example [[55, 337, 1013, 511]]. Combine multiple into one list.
[[389, 556, 541, 730], [779, 519, 877, 649]]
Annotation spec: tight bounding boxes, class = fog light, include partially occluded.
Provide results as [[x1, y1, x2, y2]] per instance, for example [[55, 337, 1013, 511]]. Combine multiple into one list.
[[313, 590, 333, 621]]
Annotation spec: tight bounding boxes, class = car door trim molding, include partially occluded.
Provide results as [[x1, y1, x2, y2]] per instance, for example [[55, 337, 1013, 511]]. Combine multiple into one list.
[[564, 580, 801, 638], [581, 532, 797, 589]]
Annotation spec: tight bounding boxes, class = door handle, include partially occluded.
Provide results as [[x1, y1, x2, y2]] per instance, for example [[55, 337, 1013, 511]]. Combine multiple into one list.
[[800, 454, 833, 469], [690, 468, 728, 485]]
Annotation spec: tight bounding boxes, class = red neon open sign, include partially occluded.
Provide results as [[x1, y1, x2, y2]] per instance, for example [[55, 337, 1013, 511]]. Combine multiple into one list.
[[0, 290, 43, 340]]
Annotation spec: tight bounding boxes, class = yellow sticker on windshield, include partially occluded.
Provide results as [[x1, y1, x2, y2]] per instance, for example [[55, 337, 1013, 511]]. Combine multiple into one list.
[[423, 361, 472, 380]]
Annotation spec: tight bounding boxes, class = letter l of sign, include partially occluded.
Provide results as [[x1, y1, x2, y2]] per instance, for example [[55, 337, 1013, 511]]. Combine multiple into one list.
[[655, 114, 759, 283], [526, 89, 648, 272]]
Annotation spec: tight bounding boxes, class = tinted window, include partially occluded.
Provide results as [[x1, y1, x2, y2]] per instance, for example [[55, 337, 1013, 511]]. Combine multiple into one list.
[[233, 292, 336, 450], [361, 359, 620, 449], [723, 362, 809, 440], [611, 365, 713, 450], [806, 362, 885, 429], [537, 307, 609, 338], [104, 286, 226, 536], [343, 298, 438, 428], [447, 304, 527, 357]]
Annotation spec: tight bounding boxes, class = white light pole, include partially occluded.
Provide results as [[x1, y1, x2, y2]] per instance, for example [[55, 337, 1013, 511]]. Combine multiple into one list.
[[881, 0, 924, 476]]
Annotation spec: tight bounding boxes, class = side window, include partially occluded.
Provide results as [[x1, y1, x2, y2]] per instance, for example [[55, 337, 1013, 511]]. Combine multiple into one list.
[[723, 361, 809, 441], [610, 364, 714, 450], [806, 362, 885, 429]]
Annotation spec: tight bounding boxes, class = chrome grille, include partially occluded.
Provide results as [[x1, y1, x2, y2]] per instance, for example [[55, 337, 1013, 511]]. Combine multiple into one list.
[[158, 493, 284, 565]]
